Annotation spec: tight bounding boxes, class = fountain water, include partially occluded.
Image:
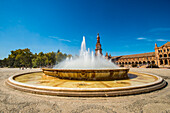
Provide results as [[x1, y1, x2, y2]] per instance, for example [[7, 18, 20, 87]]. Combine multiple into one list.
[[54, 36, 119, 69], [42, 36, 129, 80]]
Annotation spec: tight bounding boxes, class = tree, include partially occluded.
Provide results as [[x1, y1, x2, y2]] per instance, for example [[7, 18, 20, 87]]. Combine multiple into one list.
[[1, 48, 71, 68], [6, 48, 33, 68], [46, 52, 56, 66], [0, 60, 3, 67], [67, 54, 72, 58], [56, 52, 67, 64]]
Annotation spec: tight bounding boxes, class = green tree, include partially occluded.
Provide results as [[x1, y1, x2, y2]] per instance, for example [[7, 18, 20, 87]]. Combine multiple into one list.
[[67, 54, 72, 58], [55, 52, 67, 64], [7, 48, 33, 68], [46, 52, 56, 66], [0, 60, 3, 67], [1, 48, 71, 68], [32, 52, 48, 68]]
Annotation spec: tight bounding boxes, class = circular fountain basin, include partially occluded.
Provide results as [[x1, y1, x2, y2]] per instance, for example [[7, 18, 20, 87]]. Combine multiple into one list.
[[42, 68, 129, 80], [6, 71, 166, 97]]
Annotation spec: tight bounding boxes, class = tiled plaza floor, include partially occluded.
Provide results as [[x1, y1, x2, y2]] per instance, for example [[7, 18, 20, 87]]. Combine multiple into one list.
[[0, 68, 170, 113]]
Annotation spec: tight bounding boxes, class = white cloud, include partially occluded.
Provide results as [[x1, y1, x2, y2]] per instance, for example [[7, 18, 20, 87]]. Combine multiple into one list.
[[137, 37, 146, 40], [48, 36, 59, 39], [58, 39, 71, 42], [136, 37, 154, 42], [156, 39, 168, 42], [48, 36, 71, 42]]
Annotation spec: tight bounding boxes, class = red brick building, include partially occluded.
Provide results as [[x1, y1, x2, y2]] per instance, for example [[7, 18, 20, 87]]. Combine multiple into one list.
[[105, 42, 170, 67]]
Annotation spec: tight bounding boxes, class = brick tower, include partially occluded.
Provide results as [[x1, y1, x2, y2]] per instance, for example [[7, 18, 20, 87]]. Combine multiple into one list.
[[95, 33, 102, 56]]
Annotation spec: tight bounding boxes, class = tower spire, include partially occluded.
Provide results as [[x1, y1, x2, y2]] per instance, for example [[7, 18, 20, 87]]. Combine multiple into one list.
[[95, 33, 102, 56], [97, 33, 100, 43], [155, 43, 157, 48]]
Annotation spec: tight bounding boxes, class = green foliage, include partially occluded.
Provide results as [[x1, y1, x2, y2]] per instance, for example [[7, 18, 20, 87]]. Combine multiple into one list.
[[55, 52, 67, 64], [67, 54, 72, 58], [0, 48, 71, 68], [0, 60, 2, 67], [7, 48, 33, 68]]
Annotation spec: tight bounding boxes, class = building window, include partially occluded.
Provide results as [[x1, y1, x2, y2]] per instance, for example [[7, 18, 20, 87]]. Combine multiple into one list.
[[167, 49, 169, 52], [164, 49, 166, 52], [159, 55, 162, 58]]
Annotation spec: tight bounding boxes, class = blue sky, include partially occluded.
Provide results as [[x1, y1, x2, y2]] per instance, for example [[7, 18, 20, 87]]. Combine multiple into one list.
[[0, 0, 170, 59]]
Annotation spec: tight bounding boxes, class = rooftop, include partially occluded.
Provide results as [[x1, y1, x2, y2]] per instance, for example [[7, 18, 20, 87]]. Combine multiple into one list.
[[160, 41, 170, 47], [112, 52, 155, 59]]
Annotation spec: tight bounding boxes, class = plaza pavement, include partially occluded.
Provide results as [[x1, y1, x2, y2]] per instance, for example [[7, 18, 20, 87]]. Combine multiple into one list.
[[0, 68, 170, 113]]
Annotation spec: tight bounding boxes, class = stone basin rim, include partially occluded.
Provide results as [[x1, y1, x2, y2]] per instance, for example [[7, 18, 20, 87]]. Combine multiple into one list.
[[42, 68, 129, 71], [6, 71, 164, 92]]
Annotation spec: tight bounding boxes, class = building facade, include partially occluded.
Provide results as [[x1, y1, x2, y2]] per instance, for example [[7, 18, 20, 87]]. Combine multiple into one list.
[[105, 42, 170, 67]]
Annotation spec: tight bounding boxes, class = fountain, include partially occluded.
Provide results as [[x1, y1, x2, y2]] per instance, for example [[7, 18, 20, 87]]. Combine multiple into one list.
[[6, 34, 166, 97], [42, 36, 129, 80]]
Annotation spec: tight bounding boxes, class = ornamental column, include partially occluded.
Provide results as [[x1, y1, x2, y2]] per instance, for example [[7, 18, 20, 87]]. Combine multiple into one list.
[[168, 59, 170, 66], [163, 60, 165, 65], [157, 60, 160, 66]]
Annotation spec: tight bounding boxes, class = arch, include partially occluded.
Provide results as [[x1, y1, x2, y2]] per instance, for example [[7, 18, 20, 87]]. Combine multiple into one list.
[[169, 53, 170, 57], [164, 54, 167, 57], [129, 62, 131, 64], [159, 54, 162, 58], [165, 59, 168, 65], [147, 61, 150, 64], [143, 61, 146, 64], [151, 61, 155, 64], [122, 62, 124, 64], [135, 61, 138, 64], [160, 60, 163, 65], [139, 61, 142, 64], [125, 62, 127, 65]]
